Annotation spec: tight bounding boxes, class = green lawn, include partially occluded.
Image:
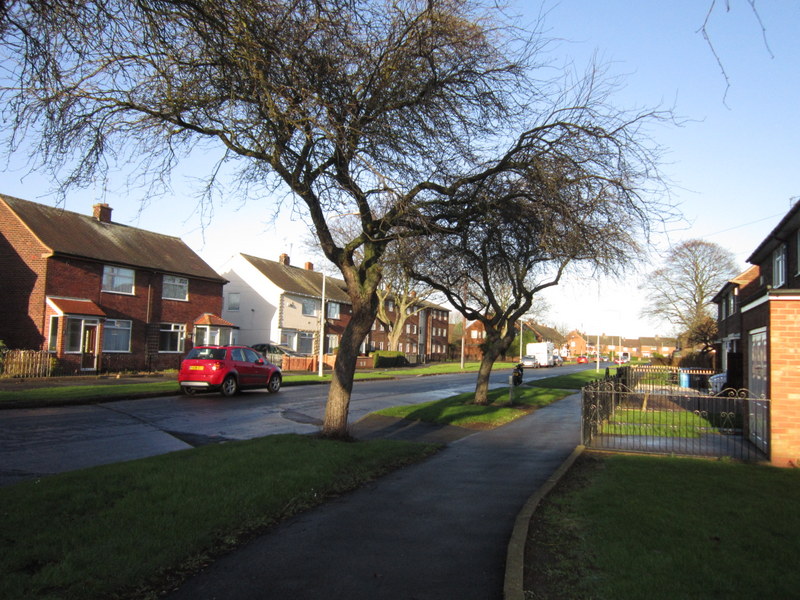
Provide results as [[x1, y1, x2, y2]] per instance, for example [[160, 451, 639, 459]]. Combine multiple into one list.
[[601, 407, 718, 438], [0, 364, 600, 599], [375, 385, 572, 429], [0, 361, 517, 408], [526, 452, 800, 598], [0, 435, 439, 600]]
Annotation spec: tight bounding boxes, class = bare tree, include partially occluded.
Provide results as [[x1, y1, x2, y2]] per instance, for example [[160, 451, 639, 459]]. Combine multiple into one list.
[[1, 0, 671, 433], [404, 151, 667, 403], [641, 239, 740, 351], [700, 0, 773, 103], [375, 259, 435, 353]]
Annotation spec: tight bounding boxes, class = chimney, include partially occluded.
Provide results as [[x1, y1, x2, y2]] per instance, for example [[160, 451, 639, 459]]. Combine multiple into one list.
[[93, 203, 113, 223], [304, 262, 314, 271], [279, 253, 290, 266]]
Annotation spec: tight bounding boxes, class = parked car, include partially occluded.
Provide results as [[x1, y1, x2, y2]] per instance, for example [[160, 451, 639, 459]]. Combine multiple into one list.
[[520, 355, 539, 368], [710, 373, 727, 394], [179, 345, 282, 396], [251, 342, 299, 356], [576, 355, 589, 364], [250, 342, 302, 367], [552, 355, 564, 367]]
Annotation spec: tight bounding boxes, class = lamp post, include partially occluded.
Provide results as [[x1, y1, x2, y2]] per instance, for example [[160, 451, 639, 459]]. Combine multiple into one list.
[[318, 274, 326, 377]]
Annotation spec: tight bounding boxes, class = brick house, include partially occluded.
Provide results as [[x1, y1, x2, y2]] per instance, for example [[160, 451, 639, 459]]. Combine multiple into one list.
[[462, 320, 565, 360], [0, 194, 232, 373], [565, 330, 588, 358], [711, 201, 800, 465], [566, 331, 676, 360], [220, 253, 450, 361], [368, 296, 450, 360]]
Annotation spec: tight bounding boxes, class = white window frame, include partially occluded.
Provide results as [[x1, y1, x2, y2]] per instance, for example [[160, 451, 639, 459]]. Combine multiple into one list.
[[298, 331, 315, 354], [159, 323, 186, 353], [194, 325, 234, 347], [301, 298, 317, 316], [282, 331, 298, 351], [773, 244, 787, 288], [103, 319, 132, 353], [65, 317, 101, 353], [48, 315, 59, 352], [327, 302, 340, 319], [102, 265, 135, 295], [326, 334, 339, 352], [162, 275, 189, 301], [227, 292, 241, 312]]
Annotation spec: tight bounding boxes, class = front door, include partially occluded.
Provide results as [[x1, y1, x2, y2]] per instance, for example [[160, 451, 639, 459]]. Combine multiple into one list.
[[82, 323, 98, 371], [747, 329, 769, 453]]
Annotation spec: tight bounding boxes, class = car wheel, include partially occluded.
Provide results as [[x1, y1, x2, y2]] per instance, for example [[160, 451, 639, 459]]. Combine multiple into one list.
[[267, 373, 282, 393], [181, 386, 197, 396], [220, 375, 239, 397]]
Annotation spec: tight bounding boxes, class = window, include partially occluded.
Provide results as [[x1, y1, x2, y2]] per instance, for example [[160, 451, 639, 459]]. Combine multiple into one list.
[[48, 316, 59, 352], [326, 334, 339, 352], [163, 275, 189, 301], [227, 292, 241, 311], [102, 265, 135, 294], [298, 332, 314, 354], [281, 331, 297, 350], [159, 323, 185, 353], [103, 319, 132, 352], [797, 231, 800, 275], [65, 318, 101, 353], [726, 292, 736, 317], [327, 302, 340, 319], [194, 325, 233, 346], [773, 245, 787, 288], [301, 298, 317, 316], [65, 318, 83, 352]]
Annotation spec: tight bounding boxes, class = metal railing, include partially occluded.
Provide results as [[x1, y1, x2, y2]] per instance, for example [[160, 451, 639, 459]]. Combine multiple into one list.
[[582, 377, 770, 462]]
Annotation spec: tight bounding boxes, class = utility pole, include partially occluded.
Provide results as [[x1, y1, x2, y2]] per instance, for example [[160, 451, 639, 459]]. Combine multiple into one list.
[[318, 274, 326, 377]]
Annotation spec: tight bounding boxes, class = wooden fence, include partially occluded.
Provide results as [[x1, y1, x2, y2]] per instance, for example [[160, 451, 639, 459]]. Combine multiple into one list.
[[1, 349, 53, 378]]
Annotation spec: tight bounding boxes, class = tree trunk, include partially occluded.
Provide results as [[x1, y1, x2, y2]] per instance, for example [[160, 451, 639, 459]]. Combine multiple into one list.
[[473, 349, 500, 405], [473, 330, 515, 405], [321, 271, 380, 438]]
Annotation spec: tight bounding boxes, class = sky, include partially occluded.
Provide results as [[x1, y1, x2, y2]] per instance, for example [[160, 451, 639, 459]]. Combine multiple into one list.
[[2, 1, 799, 339]]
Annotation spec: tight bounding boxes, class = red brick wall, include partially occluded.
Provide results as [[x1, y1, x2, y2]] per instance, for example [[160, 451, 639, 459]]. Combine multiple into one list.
[[0, 200, 50, 349], [769, 295, 800, 466]]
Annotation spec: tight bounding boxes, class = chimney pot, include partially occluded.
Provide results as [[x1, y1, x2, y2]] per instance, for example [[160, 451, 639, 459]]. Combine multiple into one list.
[[279, 253, 290, 266], [92, 203, 113, 223], [304, 262, 314, 271]]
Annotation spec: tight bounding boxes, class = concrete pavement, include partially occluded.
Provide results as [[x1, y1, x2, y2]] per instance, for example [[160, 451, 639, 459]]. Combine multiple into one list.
[[167, 393, 582, 600]]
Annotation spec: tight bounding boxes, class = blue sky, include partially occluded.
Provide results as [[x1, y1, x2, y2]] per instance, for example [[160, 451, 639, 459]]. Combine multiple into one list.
[[534, 0, 800, 336], [2, 1, 798, 337]]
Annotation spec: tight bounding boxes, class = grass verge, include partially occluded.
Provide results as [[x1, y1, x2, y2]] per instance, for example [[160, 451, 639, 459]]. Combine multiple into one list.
[[374, 384, 573, 429], [0, 361, 517, 408], [525, 452, 800, 599], [0, 434, 440, 600]]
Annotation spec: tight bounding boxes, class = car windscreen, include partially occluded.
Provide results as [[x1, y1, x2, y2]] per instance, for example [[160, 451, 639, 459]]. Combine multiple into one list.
[[186, 348, 227, 360]]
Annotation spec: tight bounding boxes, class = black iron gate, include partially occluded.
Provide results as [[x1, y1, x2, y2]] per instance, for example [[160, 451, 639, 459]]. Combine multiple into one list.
[[582, 367, 769, 461]]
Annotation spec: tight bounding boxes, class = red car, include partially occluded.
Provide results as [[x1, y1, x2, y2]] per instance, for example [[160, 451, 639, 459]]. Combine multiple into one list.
[[179, 345, 282, 396], [577, 356, 589, 364]]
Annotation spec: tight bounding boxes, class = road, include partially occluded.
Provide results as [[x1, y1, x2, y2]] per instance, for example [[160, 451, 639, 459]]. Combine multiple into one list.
[[0, 364, 590, 486]]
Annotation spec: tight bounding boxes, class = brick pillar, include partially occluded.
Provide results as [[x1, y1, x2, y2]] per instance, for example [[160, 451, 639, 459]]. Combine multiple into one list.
[[768, 294, 800, 466]]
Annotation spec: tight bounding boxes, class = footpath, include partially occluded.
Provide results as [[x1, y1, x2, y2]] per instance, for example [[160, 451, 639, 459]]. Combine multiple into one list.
[[166, 394, 582, 600]]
